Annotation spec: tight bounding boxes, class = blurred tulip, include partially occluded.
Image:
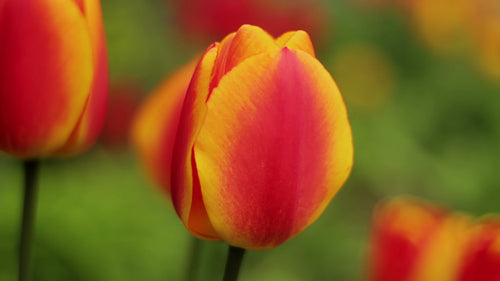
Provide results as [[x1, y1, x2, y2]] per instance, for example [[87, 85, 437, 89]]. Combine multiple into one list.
[[133, 25, 353, 250], [457, 218, 500, 281], [359, 0, 500, 82], [468, 0, 500, 82], [0, 0, 108, 158], [133, 60, 198, 192], [473, 19, 500, 82], [369, 197, 470, 281], [403, 0, 500, 82], [170, 0, 328, 44], [100, 81, 142, 150]]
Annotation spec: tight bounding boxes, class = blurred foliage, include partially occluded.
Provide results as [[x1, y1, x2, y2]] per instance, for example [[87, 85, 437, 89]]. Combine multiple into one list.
[[1, 0, 499, 280]]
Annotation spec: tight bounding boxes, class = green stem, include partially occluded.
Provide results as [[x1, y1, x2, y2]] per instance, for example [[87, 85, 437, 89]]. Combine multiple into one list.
[[222, 245, 246, 281], [184, 237, 203, 281], [18, 159, 40, 281]]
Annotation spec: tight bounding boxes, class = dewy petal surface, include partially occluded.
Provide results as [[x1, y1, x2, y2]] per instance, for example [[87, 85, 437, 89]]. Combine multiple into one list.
[[171, 45, 220, 239], [194, 48, 353, 250], [0, 0, 93, 157]]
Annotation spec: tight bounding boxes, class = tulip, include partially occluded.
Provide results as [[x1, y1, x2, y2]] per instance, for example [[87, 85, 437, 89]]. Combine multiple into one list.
[[368, 197, 470, 281], [133, 60, 198, 191], [468, 0, 500, 81], [457, 218, 500, 281], [133, 25, 353, 250], [0, 0, 108, 158]]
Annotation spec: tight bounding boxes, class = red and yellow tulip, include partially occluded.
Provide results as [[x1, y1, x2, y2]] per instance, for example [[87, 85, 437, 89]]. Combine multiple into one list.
[[133, 60, 198, 192], [369, 197, 500, 281], [457, 218, 500, 281], [133, 25, 353, 250], [369, 197, 468, 281], [0, 0, 108, 158]]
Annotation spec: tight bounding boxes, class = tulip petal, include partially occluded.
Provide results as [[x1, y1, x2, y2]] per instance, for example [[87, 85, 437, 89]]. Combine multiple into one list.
[[275, 30, 316, 57], [209, 25, 278, 92], [458, 219, 500, 281], [171, 44, 220, 239], [0, 0, 93, 157], [369, 198, 454, 281], [412, 216, 470, 281], [55, 0, 108, 155], [208, 32, 235, 92], [194, 48, 353, 249], [132, 59, 197, 193]]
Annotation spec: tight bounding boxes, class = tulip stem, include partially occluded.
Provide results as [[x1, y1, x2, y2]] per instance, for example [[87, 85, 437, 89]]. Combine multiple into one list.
[[184, 237, 203, 281], [18, 159, 40, 281], [222, 245, 246, 281]]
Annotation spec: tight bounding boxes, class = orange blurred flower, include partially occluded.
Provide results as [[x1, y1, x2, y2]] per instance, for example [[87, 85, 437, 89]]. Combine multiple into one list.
[[410, 0, 471, 55], [133, 25, 353, 250], [133, 60, 198, 192], [368, 197, 470, 281], [389, 0, 500, 82], [457, 218, 500, 281], [369, 197, 500, 281], [0, 0, 108, 158], [468, 0, 500, 81]]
